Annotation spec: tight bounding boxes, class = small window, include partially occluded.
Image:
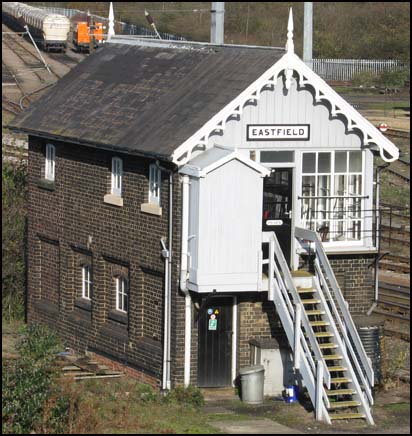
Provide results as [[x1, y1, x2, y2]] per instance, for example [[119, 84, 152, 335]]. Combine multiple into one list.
[[149, 164, 161, 205], [116, 276, 128, 313], [111, 157, 123, 196], [260, 151, 295, 163], [82, 264, 92, 300], [45, 143, 55, 181]]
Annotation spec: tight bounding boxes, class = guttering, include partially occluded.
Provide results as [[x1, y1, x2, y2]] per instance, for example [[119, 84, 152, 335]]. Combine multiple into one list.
[[157, 162, 174, 392], [7, 128, 174, 163], [180, 175, 192, 388]]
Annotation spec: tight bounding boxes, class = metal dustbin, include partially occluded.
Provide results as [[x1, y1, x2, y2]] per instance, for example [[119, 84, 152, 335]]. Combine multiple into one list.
[[239, 364, 265, 404]]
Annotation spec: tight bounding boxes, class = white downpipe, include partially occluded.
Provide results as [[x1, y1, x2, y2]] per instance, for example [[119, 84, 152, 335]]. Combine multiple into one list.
[[161, 246, 170, 391], [180, 175, 191, 388], [294, 304, 302, 370], [231, 296, 238, 387]]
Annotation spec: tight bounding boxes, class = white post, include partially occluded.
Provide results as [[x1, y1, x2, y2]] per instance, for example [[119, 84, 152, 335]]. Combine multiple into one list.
[[181, 175, 191, 388], [294, 304, 302, 370], [184, 293, 192, 387], [315, 360, 324, 421], [108, 2, 115, 40], [268, 237, 275, 301], [231, 296, 238, 387], [303, 2, 313, 69], [211, 2, 225, 44]]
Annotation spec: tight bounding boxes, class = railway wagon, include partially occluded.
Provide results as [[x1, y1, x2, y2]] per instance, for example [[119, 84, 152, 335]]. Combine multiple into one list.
[[72, 14, 104, 52], [2, 2, 70, 52]]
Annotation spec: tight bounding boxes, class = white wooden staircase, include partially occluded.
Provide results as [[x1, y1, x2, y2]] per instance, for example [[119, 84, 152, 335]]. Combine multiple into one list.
[[262, 227, 375, 425]]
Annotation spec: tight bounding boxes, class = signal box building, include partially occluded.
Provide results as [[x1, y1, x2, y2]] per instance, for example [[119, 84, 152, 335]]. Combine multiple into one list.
[[11, 14, 399, 425]]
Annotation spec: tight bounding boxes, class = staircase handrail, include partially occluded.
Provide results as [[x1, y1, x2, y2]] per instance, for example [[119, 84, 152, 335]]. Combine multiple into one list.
[[294, 226, 375, 390], [263, 231, 332, 413]]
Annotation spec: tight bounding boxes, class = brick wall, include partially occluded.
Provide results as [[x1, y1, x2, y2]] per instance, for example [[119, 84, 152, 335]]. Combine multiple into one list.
[[26, 135, 375, 388], [27, 136, 185, 387], [328, 253, 375, 314]]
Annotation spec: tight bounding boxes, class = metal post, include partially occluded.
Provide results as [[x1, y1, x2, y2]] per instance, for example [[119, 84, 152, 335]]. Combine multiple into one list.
[[294, 304, 302, 370], [268, 237, 275, 301], [211, 2, 225, 44], [303, 2, 313, 69], [315, 360, 324, 421], [24, 25, 51, 75]]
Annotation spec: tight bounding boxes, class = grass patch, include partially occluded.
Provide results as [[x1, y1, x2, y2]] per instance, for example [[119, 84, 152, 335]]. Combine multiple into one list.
[[383, 402, 410, 413], [2, 324, 72, 434], [68, 378, 218, 434]]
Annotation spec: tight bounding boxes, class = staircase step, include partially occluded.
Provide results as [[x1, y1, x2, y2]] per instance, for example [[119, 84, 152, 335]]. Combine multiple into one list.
[[297, 287, 316, 293], [319, 343, 338, 349], [327, 389, 356, 396], [330, 412, 365, 420], [301, 299, 321, 304], [331, 377, 351, 383], [327, 365, 347, 372], [314, 332, 334, 338], [329, 400, 361, 409], [305, 310, 325, 316], [310, 321, 330, 327], [323, 354, 343, 360]]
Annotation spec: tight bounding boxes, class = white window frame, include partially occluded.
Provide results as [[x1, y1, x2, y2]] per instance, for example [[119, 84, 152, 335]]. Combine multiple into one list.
[[111, 157, 123, 197], [45, 143, 55, 181], [299, 150, 365, 246], [82, 264, 92, 300], [149, 164, 161, 205], [115, 276, 128, 313]]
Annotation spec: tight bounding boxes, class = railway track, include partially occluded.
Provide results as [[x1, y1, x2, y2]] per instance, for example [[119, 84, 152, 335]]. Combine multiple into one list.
[[375, 281, 410, 340], [385, 128, 410, 140], [379, 253, 410, 275], [2, 31, 50, 82]]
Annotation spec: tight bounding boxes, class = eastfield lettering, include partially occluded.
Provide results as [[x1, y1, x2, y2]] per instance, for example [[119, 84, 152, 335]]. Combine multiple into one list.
[[247, 124, 310, 141]]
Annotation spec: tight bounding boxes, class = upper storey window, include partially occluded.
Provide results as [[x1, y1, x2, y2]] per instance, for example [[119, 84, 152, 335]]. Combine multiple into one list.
[[149, 164, 161, 205], [301, 151, 364, 243], [111, 157, 123, 197], [45, 143, 55, 181]]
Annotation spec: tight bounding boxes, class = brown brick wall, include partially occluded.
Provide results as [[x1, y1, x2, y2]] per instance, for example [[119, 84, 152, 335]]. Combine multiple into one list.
[[26, 135, 375, 388], [26, 136, 186, 387], [328, 253, 375, 314]]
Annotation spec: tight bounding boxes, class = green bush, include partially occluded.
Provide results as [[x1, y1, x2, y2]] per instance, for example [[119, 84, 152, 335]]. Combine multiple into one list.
[[165, 385, 205, 408], [2, 324, 72, 434], [352, 71, 381, 88], [133, 383, 160, 403], [378, 68, 410, 88], [2, 160, 27, 322], [352, 68, 410, 89]]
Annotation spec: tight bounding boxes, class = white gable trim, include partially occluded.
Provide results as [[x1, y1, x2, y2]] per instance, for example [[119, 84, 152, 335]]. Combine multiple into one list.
[[179, 149, 270, 178], [171, 52, 399, 166]]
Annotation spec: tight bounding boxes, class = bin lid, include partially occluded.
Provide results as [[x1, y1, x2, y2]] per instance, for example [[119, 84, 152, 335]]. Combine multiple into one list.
[[239, 364, 264, 376]]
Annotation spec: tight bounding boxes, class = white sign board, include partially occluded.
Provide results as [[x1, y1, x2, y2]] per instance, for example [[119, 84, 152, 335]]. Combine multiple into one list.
[[247, 124, 310, 141]]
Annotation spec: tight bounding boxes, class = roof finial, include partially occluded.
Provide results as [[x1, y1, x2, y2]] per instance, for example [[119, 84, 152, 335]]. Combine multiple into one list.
[[286, 7, 294, 54], [108, 2, 115, 40]]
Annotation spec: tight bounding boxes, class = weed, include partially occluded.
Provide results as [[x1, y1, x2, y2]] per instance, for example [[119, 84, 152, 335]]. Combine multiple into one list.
[[2, 323, 74, 434], [165, 385, 205, 408]]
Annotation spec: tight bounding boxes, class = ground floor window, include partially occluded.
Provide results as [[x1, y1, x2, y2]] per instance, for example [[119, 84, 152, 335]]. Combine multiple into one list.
[[300, 150, 364, 243], [82, 264, 92, 300], [116, 276, 128, 313]]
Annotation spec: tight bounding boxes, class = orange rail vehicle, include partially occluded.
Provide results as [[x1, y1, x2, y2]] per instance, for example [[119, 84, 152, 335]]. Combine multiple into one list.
[[72, 20, 104, 52]]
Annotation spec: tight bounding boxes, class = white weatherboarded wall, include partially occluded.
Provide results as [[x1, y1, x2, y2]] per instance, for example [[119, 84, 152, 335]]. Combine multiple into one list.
[[207, 78, 362, 150], [182, 151, 268, 293]]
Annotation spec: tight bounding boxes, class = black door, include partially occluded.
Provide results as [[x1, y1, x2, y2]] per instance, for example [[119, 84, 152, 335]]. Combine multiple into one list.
[[198, 297, 233, 387], [262, 168, 293, 266]]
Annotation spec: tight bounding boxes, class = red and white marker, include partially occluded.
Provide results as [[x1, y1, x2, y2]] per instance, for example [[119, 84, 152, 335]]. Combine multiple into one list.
[[378, 122, 389, 132]]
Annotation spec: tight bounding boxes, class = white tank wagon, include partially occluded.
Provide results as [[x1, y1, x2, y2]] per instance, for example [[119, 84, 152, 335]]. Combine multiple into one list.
[[2, 2, 70, 52]]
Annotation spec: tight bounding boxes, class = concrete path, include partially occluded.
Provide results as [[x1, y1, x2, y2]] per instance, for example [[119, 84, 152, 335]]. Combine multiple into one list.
[[211, 418, 302, 434]]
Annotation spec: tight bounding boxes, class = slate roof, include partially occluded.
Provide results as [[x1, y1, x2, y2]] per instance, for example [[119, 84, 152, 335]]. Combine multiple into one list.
[[10, 41, 284, 160]]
